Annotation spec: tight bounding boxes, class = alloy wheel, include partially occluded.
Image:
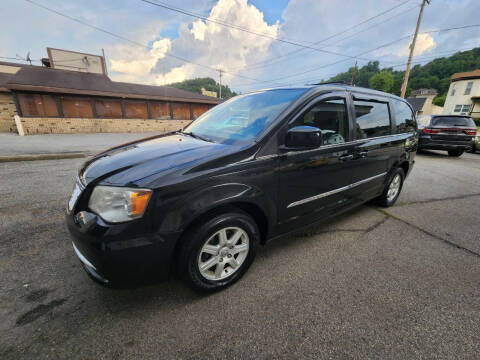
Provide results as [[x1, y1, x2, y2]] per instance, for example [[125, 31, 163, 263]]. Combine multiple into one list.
[[197, 227, 250, 281], [387, 174, 401, 202]]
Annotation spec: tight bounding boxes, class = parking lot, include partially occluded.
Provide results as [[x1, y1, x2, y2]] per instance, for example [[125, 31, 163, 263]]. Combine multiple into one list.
[[1, 150, 479, 359]]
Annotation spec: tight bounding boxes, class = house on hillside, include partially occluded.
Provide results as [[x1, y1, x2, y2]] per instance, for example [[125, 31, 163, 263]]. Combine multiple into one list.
[[406, 88, 443, 116], [443, 69, 480, 122], [0, 48, 220, 135]]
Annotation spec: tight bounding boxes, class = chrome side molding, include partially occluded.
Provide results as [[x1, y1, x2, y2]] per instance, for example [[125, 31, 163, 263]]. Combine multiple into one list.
[[287, 172, 387, 208]]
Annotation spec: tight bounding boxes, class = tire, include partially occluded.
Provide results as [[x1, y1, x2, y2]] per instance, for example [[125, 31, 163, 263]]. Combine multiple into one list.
[[448, 149, 464, 157], [375, 168, 405, 207], [177, 210, 259, 292]]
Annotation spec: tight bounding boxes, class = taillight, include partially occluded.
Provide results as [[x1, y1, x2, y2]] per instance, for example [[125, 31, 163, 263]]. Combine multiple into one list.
[[465, 129, 477, 136], [423, 127, 440, 134]]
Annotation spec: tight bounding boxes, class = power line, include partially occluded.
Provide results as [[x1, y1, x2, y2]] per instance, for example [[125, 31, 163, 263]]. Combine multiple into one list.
[[230, 0, 417, 71], [236, 3, 420, 73], [235, 23, 480, 90], [139, 0, 410, 64], [240, 46, 480, 91], [23, 0, 277, 86]]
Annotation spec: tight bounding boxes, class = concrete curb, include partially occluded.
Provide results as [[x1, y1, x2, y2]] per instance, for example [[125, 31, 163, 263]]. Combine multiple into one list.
[[0, 152, 86, 163]]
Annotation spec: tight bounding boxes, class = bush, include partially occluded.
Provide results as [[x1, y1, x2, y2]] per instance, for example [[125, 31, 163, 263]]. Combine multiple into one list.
[[433, 94, 446, 106]]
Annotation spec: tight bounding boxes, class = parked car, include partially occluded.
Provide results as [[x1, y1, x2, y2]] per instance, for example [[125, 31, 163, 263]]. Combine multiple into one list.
[[417, 114, 477, 157], [66, 84, 417, 291]]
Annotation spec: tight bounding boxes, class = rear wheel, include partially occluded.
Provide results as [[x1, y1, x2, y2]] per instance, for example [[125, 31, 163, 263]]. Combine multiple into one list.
[[177, 210, 259, 292], [375, 168, 404, 207], [448, 149, 464, 157]]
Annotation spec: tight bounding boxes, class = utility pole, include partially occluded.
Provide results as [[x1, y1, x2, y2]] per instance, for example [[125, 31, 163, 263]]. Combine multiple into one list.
[[350, 61, 358, 86], [400, 0, 430, 98], [217, 69, 224, 99], [102, 48, 108, 75]]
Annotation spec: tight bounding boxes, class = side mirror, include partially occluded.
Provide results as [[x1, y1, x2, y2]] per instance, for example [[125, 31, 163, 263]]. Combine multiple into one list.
[[284, 126, 322, 150]]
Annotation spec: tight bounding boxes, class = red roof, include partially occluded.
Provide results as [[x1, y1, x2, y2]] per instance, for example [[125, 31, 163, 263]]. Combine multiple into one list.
[[451, 69, 480, 82]]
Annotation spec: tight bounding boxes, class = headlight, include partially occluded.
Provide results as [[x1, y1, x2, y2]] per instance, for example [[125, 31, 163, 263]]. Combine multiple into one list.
[[88, 186, 152, 223]]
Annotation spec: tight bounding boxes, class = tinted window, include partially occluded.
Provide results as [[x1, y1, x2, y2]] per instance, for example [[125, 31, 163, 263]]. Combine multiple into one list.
[[294, 98, 347, 144], [392, 99, 416, 133], [431, 116, 476, 127], [354, 100, 391, 138], [184, 89, 307, 146]]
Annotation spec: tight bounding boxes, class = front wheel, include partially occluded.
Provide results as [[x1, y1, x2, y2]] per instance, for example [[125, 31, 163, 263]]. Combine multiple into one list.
[[448, 149, 464, 157], [374, 168, 405, 207], [177, 210, 259, 292]]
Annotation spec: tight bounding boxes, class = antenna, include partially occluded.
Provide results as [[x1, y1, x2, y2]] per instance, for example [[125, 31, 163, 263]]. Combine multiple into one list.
[[26, 52, 32, 65]]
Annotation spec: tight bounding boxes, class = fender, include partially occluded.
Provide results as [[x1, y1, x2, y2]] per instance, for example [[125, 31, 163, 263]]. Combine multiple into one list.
[[156, 182, 276, 235]]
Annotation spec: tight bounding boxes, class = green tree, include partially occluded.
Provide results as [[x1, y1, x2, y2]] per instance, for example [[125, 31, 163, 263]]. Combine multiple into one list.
[[167, 77, 237, 99], [369, 71, 395, 92], [433, 94, 446, 106]]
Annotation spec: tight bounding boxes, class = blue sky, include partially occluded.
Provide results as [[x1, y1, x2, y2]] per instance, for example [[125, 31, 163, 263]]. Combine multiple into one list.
[[1, 0, 480, 92]]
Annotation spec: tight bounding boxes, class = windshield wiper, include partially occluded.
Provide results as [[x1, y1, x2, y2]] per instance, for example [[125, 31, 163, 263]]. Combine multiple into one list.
[[180, 131, 215, 143]]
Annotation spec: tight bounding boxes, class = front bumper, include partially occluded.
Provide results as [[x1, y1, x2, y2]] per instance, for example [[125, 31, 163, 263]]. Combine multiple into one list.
[[66, 211, 181, 282], [419, 136, 473, 151]]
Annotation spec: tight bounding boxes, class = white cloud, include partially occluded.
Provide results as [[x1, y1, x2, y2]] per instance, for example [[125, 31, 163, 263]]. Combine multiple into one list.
[[109, 38, 171, 83], [398, 33, 436, 57], [108, 0, 278, 86]]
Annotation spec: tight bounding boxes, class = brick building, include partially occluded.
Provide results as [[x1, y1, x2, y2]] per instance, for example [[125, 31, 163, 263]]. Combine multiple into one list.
[[0, 60, 220, 135]]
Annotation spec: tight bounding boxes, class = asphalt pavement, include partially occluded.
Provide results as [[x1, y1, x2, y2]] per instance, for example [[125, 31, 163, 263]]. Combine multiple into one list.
[[0, 150, 479, 359]]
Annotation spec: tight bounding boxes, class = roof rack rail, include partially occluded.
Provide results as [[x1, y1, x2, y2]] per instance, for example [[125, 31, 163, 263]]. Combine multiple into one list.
[[310, 80, 347, 85]]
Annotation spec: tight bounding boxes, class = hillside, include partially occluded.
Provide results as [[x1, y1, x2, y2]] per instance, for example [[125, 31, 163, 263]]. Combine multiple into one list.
[[167, 77, 237, 100], [327, 47, 480, 105]]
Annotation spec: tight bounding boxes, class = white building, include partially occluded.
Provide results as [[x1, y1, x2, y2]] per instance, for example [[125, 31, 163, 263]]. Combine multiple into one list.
[[443, 69, 480, 121]]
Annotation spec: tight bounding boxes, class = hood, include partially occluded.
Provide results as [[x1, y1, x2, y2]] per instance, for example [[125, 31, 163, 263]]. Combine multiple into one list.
[[80, 133, 237, 186]]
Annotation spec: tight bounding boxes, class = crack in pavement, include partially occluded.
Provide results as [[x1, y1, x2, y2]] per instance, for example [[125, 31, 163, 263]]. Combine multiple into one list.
[[374, 207, 480, 258], [396, 193, 480, 207]]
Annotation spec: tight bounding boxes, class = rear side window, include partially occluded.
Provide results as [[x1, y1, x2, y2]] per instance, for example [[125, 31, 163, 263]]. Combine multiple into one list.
[[392, 99, 416, 133], [353, 100, 391, 138], [431, 116, 476, 127]]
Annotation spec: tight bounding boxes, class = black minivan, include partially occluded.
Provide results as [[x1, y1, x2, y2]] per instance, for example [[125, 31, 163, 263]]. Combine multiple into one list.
[[66, 84, 417, 291]]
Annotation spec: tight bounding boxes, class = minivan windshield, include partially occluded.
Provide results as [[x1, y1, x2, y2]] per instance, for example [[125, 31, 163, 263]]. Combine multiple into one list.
[[432, 116, 475, 127], [183, 89, 307, 145]]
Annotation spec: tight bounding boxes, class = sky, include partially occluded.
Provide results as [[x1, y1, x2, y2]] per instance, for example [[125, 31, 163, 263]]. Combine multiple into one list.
[[1, 0, 480, 93]]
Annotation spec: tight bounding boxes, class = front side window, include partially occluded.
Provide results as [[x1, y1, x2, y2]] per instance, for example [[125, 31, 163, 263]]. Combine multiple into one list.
[[454, 104, 462, 112], [392, 99, 416, 133], [464, 82, 473, 95], [293, 98, 347, 145], [354, 100, 391, 138], [184, 89, 307, 146]]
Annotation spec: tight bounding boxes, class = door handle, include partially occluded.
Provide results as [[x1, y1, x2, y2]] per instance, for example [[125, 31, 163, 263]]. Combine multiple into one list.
[[339, 154, 353, 161], [357, 151, 368, 158]]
